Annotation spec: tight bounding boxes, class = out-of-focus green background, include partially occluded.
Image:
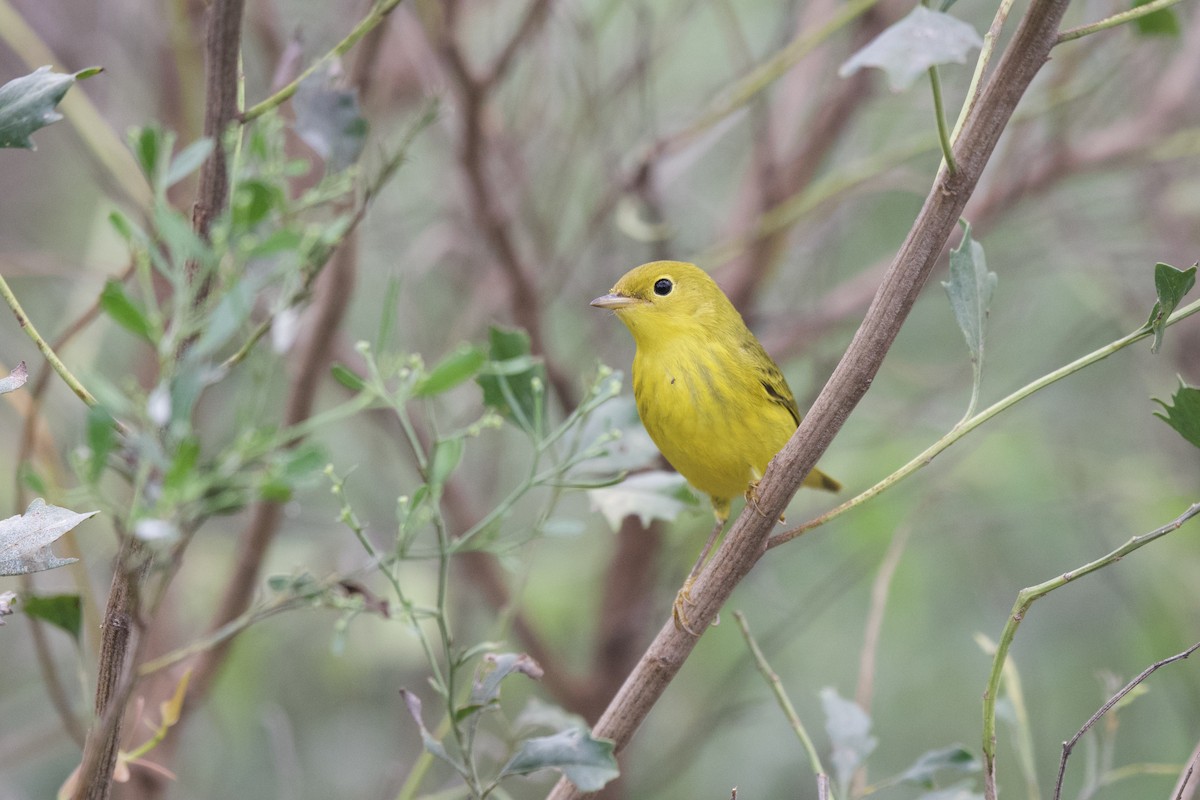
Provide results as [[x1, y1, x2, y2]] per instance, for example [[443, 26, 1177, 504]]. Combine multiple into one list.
[[2, 0, 1199, 798]]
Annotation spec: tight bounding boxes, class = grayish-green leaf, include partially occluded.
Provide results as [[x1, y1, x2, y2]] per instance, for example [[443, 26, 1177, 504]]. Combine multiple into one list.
[[0, 66, 97, 149], [839, 6, 983, 91], [943, 220, 996, 417], [916, 781, 985, 800], [898, 745, 981, 787], [821, 687, 877, 796], [165, 137, 214, 189], [1153, 379, 1200, 449], [0, 361, 27, 395], [588, 471, 697, 530], [293, 66, 368, 173], [400, 688, 467, 773], [499, 728, 619, 792], [1146, 262, 1196, 353], [23, 593, 82, 642], [0, 499, 96, 576], [470, 652, 544, 708]]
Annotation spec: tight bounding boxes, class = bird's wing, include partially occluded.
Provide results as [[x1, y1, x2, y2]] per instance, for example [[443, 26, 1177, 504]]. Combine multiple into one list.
[[743, 337, 801, 427]]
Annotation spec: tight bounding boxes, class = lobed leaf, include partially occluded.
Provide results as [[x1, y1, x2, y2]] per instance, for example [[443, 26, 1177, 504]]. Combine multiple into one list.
[[0, 66, 98, 149], [839, 6, 983, 91], [588, 470, 697, 530], [499, 728, 618, 792], [1153, 379, 1200, 449], [0, 361, 28, 395], [0, 498, 96, 576]]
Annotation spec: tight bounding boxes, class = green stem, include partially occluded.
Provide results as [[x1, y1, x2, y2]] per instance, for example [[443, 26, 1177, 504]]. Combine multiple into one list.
[[981, 502, 1200, 800], [1056, 0, 1185, 43], [733, 611, 828, 787], [769, 296, 1200, 550], [950, 0, 1017, 145], [929, 65, 957, 175], [0, 275, 100, 410], [241, 0, 406, 123]]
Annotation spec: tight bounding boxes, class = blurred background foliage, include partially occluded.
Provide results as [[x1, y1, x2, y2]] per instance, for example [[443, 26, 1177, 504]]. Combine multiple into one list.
[[1, 0, 1199, 798]]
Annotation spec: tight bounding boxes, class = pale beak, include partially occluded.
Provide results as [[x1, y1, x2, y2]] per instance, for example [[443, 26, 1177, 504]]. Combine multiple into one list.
[[590, 293, 640, 310]]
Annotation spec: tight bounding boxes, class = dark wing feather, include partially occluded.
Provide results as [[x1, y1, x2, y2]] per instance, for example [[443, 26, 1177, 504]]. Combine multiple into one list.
[[741, 334, 801, 426]]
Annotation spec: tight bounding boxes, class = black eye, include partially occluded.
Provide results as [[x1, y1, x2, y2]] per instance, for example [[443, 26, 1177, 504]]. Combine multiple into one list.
[[653, 278, 673, 296]]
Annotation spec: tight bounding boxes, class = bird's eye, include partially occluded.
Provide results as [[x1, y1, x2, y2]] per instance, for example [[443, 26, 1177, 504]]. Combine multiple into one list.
[[653, 278, 673, 296]]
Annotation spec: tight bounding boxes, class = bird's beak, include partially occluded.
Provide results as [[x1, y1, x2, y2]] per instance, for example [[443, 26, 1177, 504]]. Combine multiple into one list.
[[590, 293, 640, 310]]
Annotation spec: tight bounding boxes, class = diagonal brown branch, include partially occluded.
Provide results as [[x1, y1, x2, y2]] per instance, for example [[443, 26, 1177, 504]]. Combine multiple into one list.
[[547, 0, 1072, 795]]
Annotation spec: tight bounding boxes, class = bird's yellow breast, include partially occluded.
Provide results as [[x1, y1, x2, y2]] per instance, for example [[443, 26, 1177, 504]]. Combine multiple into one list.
[[632, 340, 795, 508]]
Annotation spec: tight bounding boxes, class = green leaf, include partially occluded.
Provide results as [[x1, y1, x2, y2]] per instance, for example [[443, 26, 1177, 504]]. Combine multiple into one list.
[[0, 498, 96, 576], [1133, 0, 1180, 35], [1146, 262, 1196, 353], [331, 363, 366, 391], [414, 344, 486, 397], [588, 471, 697, 530], [477, 327, 547, 436], [1153, 379, 1200, 449], [428, 436, 464, 490], [499, 728, 619, 792], [85, 405, 117, 483], [293, 68, 368, 173], [165, 137, 214, 189], [821, 687, 878, 797], [163, 437, 201, 494], [0, 66, 94, 149], [838, 6, 983, 91], [897, 745, 981, 788], [231, 179, 281, 231], [23, 594, 82, 642], [100, 279, 156, 343], [0, 361, 28, 395]]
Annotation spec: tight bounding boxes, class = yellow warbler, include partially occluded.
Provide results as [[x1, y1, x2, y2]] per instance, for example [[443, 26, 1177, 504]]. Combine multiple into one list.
[[591, 260, 840, 630]]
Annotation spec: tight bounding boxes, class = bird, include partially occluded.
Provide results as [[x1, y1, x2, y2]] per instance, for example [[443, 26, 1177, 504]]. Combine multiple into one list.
[[591, 260, 840, 633]]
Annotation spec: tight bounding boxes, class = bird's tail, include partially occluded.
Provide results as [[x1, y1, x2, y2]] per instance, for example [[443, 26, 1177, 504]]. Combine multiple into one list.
[[803, 468, 842, 493]]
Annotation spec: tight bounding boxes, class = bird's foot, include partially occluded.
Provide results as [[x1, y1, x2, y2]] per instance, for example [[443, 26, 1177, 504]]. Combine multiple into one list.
[[673, 579, 720, 635], [745, 481, 785, 523]]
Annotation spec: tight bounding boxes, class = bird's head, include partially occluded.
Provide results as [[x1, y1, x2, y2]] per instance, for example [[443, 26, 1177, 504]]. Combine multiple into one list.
[[590, 261, 732, 345]]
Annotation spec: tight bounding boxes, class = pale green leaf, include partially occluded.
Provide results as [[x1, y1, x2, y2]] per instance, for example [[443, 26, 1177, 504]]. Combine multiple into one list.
[[0, 499, 96, 576], [839, 6, 982, 91]]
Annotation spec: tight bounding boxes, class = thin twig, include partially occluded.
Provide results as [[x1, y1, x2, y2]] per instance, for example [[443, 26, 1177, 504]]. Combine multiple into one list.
[[1173, 738, 1200, 800], [1056, 0, 1186, 44], [733, 611, 828, 784], [1054, 640, 1200, 800], [982, 502, 1200, 800], [241, 0, 407, 122], [0, 275, 100, 411], [850, 520, 912, 796], [767, 296, 1200, 550]]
